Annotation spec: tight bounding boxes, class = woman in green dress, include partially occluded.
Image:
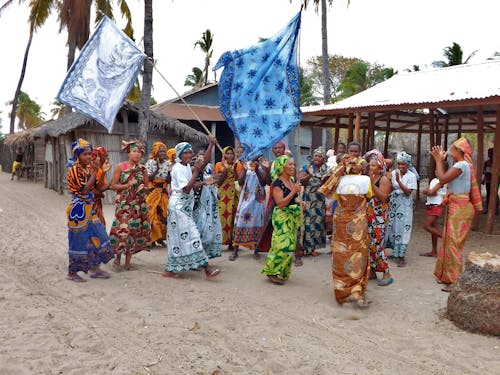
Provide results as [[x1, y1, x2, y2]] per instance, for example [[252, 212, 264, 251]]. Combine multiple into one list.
[[261, 155, 302, 285]]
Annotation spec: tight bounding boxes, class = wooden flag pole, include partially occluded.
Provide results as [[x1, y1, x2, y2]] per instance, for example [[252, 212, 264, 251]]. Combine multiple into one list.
[[148, 59, 223, 153]]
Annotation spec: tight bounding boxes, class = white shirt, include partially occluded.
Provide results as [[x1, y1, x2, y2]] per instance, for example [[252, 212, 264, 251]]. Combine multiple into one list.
[[170, 163, 192, 192], [426, 178, 447, 205]]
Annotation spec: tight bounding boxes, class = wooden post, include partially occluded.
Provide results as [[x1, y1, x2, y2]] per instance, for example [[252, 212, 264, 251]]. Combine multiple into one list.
[[362, 128, 367, 152], [348, 113, 354, 143], [472, 106, 485, 231], [384, 115, 390, 157], [444, 117, 449, 150], [122, 109, 129, 139], [334, 116, 340, 148], [458, 117, 462, 138], [370, 113, 376, 150], [429, 109, 436, 179], [416, 123, 422, 201], [485, 104, 500, 233], [354, 112, 361, 143]]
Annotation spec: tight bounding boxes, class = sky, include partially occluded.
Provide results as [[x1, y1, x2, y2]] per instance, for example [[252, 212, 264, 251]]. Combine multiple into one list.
[[1, 0, 500, 134]]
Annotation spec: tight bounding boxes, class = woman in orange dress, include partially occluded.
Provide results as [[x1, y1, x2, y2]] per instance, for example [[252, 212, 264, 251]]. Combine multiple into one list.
[[145, 142, 170, 247]]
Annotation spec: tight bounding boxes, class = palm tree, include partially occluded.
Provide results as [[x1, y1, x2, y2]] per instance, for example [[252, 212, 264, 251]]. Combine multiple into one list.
[[14, 91, 45, 130], [50, 99, 66, 120], [194, 29, 214, 86], [138, 0, 153, 146], [1, 0, 134, 132], [338, 60, 395, 99], [432, 42, 478, 67], [185, 67, 204, 88], [0, 0, 55, 134]]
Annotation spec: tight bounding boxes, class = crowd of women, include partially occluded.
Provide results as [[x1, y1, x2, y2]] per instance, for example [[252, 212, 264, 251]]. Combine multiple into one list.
[[65, 135, 483, 308]]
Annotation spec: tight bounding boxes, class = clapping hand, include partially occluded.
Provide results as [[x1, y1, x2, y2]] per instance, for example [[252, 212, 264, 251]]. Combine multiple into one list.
[[431, 145, 447, 162], [102, 159, 112, 173]]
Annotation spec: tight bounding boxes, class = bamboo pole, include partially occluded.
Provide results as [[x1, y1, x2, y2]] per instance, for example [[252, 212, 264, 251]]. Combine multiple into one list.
[[428, 109, 436, 179], [485, 104, 500, 233], [416, 122, 422, 201], [150, 60, 223, 153]]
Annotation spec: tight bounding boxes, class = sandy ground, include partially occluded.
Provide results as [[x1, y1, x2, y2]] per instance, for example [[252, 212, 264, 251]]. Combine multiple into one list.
[[0, 171, 499, 375]]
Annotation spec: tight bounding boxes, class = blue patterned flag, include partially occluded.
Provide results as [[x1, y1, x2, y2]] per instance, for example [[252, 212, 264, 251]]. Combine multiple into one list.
[[57, 16, 146, 133], [213, 10, 302, 161]]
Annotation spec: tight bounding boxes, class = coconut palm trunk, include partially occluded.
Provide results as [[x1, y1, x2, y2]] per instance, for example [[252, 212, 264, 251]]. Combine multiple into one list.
[[138, 0, 153, 147]]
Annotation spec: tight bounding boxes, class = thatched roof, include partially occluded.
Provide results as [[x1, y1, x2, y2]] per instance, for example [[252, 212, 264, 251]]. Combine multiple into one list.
[[5, 128, 37, 146], [30, 101, 208, 143]]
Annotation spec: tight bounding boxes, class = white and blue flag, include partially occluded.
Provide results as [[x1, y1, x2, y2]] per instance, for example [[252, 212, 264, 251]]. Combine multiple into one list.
[[213, 9, 302, 161], [57, 16, 146, 133]]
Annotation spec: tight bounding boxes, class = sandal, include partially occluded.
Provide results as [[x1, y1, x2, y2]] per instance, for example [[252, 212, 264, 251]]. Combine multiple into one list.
[[419, 251, 437, 257], [369, 272, 378, 280], [310, 250, 319, 257], [253, 251, 261, 260], [205, 267, 220, 279], [441, 284, 452, 293], [67, 274, 86, 282], [397, 258, 406, 267], [377, 277, 393, 286], [90, 270, 111, 279], [267, 275, 284, 285], [228, 252, 238, 261], [294, 258, 303, 267]]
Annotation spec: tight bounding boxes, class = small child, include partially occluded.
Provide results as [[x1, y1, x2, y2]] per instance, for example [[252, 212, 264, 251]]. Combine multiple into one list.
[[421, 177, 447, 257]]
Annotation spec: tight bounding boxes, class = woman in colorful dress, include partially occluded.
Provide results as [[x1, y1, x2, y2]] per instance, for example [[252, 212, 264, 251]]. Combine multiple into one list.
[[162, 139, 220, 279], [428, 138, 482, 292], [365, 149, 393, 286], [256, 141, 286, 253], [66, 138, 114, 282], [319, 154, 372, 307], [385, 151, 418, 267], [230, 156, 270, 260], [261, 155, 302, 285], [109, 140, 151, 271], [298, 146, 332, 258], [91, 146, 111, 227], [145, 142, 170, 247], [192, 140, 223, 261], [214, 146, 243, 252]]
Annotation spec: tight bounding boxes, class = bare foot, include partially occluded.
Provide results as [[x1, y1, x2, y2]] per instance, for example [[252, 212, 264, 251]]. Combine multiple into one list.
[[162, 271, 183, 279], [419, 251, 437, 257], [267, 275, 285, 285]]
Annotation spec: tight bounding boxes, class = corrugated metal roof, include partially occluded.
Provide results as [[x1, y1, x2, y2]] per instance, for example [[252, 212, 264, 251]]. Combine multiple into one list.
[[302, 60, 500, 113], [152, 102, 224, 121]]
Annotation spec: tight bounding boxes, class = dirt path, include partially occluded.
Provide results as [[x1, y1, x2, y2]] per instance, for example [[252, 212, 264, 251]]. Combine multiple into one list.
[[0, 172, 499, 375]]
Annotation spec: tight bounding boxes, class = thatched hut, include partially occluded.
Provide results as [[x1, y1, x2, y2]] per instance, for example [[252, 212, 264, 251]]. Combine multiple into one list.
[[30, 101, 207, 203], [4, 128, 45, 180]]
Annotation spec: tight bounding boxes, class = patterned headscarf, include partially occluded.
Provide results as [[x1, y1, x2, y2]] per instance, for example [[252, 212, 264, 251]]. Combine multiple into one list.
[[167, 148, 176, 162], [364, 149, 387, 173], [92, 146, 107, 161], [121, 139, 145, 154], [67, 138, 92, 167], [222, 146, 235, 162], [313, 146, 326, 160], [149, 141, 167, 160], [452, 137, 483, 211], [318, 154, 364, 197], [396, 151, 420, 180], [272, 155, 290, 181], [175, 142, 193, 162]]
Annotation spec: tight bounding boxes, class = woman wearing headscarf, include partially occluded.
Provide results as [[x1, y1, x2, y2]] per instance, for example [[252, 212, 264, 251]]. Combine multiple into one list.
[[319, 154, 372, 307], [256, 140, 286, 253], [261, 155, 302, 285], [214, 146, 243, 252], [298, 146, 332, 258], [109, 140, 151, 271], [91, 146, 111, 227], [145, 141, 170, 247], [163, 138, 220, 279], [385, 151, 418, 267], [66, 138, 114, 282], [427, 138, 482, 292], [364, 149, 393, 286], [230, 155, 270, 260], [192, 139, 223, 261]]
